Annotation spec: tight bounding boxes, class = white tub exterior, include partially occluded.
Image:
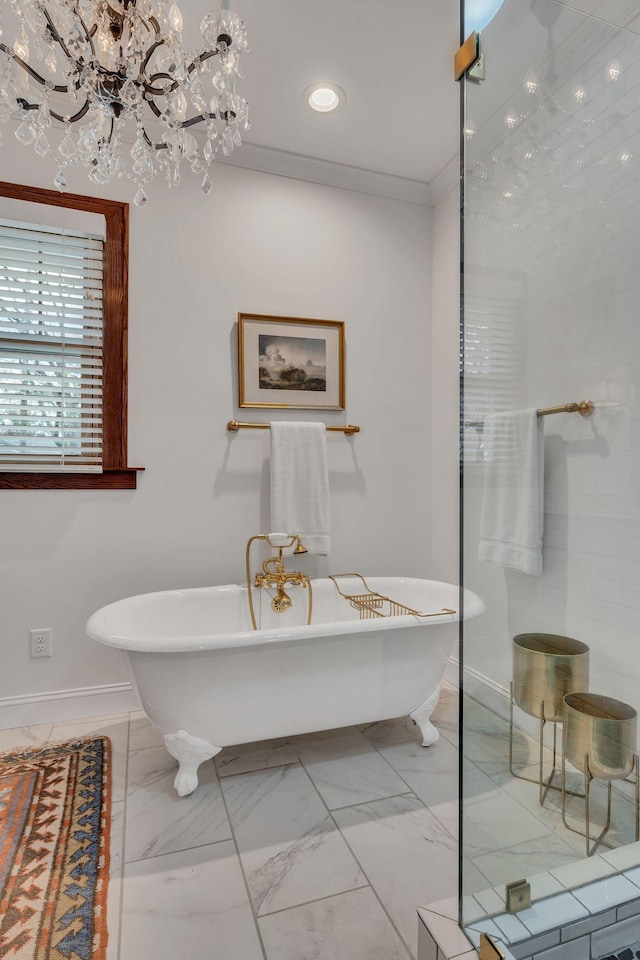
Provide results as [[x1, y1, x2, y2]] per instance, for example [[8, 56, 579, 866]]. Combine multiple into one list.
[[87, 577, 482, 794]]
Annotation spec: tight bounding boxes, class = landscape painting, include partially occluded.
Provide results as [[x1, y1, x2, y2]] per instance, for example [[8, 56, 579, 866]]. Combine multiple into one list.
[[238, 314, 345, 410], [258, 334, 327, 392]]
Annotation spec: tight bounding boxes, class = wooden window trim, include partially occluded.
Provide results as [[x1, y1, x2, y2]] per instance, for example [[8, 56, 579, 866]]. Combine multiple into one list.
[[0, 180, 143, 489]]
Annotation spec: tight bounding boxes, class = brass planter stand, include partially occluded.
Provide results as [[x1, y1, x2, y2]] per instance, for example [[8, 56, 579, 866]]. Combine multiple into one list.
[[510, 634, 589, 805], [561, 693, 640, 857]]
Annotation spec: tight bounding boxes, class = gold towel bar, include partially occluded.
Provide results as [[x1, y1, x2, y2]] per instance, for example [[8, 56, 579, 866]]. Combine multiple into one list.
[[537, 401, 594, 417], [227, 419, 360, 436], [466, 400, 594, 429]]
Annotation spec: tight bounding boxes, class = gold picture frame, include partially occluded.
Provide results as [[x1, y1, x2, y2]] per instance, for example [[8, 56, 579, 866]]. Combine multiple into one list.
[[238, 313, 345, 410]]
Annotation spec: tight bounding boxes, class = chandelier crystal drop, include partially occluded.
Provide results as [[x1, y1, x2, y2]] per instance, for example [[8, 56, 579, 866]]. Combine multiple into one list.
[[0, 0, 249, 204]]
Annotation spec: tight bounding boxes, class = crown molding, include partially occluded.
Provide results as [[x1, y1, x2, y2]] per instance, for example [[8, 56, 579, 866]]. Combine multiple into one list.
[[219, 141, 433, 206], [4, 113, 435, 207]]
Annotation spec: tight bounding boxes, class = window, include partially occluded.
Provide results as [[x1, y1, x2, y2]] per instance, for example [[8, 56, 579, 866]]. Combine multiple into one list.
[[0, 220, 104, 470], [461, 291, 523, 463], [0, 182, 140, 489]]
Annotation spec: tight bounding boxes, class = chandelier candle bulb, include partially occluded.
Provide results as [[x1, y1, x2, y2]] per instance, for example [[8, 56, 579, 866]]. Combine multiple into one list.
[[0, 0, 249, 202], [168, 4, 184, 34]]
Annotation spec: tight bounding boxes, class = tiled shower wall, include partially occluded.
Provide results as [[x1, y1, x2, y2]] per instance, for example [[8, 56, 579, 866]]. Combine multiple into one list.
[[463, 5, 640, 717]]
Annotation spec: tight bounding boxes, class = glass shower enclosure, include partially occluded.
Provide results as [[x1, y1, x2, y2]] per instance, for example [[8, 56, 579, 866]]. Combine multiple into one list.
[[461, 0, 640, 952]]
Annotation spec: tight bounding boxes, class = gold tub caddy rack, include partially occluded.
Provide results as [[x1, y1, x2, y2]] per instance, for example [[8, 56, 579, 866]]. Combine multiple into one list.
[[328, 574, 456, 620]]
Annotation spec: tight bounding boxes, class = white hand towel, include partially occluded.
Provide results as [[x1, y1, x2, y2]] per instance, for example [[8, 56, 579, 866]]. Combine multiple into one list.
[[270, 421, 330, 555], [478, 408, 544, 575]]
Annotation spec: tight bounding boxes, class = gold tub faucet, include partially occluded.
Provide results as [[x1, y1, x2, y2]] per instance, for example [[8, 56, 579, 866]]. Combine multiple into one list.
[[245, 533, 313, 629]]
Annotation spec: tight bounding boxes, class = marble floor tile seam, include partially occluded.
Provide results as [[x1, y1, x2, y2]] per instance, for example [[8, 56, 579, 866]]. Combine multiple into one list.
[[217, 756, 303, 779], [324, 843, 418, 960], [51, 712, 129, 730], [217, 764, 270, 960], [125, 740, 163, 753], [257, 882, 373, 919], [292, 725, 413, 810], [479, 778, 567, 845], [360, 723, 460, 808], [111, 798, 127, 960], [427, 803, 459, 844], [0, 722, 56, 752], [330, 810, 444, 960], [439, 727, 459, 748], [329, 790, 417, 813], [462, 811, 558, 862], [113, 717, 131, 960], [369, 736, 460, 804], [122, 832, 236, 866], [258, 888, 416, 960], [465, 854, 502, 892], [299, 754, 420, 958]]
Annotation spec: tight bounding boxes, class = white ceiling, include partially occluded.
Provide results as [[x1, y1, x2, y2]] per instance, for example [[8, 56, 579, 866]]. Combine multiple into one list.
[[183, 0, 461, 187]]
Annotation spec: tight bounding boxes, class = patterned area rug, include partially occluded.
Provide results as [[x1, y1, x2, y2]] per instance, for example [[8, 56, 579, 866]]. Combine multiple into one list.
[[0, 737, 111, 959]]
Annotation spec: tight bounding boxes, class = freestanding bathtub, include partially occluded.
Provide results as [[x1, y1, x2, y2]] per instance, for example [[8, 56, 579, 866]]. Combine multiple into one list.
[[86, 576, 482, 795]]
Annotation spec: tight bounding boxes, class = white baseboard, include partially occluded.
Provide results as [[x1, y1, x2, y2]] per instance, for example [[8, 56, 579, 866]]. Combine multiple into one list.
[[0, 682, 140, 729], [450, 656, 544, 741], [443, 656, 460, 689]]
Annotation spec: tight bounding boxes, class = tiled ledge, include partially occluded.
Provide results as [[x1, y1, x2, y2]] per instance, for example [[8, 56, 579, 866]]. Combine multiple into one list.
[[418, 841, 640, 960]]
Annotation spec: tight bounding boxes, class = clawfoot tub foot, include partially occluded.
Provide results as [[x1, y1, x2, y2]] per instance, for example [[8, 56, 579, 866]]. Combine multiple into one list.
[[410, 684, 441, 746], [164, 730, 222, 796]]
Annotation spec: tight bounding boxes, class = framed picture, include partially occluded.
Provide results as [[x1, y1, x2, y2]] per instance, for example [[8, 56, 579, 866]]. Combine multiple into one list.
[[238, 313, 345, 410]]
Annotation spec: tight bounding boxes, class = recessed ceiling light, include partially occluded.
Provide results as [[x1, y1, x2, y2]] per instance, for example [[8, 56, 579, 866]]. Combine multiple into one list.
[[304, 83, 345, 113]]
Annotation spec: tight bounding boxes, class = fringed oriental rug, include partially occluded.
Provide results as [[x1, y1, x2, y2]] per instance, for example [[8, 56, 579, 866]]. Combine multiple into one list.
[[0, 737, 111, 959]]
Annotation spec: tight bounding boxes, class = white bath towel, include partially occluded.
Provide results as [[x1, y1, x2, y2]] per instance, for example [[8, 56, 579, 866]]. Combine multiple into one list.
[[478, 408, 544, 575], [270, 421, 330, 555]]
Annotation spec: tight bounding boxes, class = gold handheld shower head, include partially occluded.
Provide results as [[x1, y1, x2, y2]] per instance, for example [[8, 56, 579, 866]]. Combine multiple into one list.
[[293, 537, 308, 556]]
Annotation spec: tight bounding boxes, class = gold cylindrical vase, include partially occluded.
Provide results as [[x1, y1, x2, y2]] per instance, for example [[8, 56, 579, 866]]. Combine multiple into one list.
[[513, 633, 590, 722], [563, 693, 637, 781]]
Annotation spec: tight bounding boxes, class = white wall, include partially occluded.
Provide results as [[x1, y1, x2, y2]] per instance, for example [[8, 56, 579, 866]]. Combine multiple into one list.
[[430, 185, 460, 586], [0, 142, 433, 723]]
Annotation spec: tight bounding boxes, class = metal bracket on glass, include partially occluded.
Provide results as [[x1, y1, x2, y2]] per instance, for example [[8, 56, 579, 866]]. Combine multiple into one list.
[[454, 33, 482, 81], [505, 879, 531, 914]]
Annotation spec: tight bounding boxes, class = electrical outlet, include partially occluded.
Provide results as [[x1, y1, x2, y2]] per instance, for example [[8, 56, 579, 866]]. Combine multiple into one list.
[[29, 628, 52, 659]]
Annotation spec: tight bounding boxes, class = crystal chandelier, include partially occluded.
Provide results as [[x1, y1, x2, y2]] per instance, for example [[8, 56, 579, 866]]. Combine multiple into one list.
[[0, 0, 249, 205]]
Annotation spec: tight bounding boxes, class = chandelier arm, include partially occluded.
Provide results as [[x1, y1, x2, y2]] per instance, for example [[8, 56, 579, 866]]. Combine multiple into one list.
[[73, 12, 97, 55], [144, 49, 219, 97], [0, 43, 70, 93], [180, 112, 221, 128], [141, 39, 167, 74], [143, 94, 222, 127], [144, 96, 163, 118], [143, 73, 174, 96], [16, 96, 90, 124], [189, 50, 219, 72], [140, 124, 168, 151], [137, 17, 162, 73], [42, 6, 74, 62]]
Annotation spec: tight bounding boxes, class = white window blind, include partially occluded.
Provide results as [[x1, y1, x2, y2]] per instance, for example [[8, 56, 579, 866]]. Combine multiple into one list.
[[462, 294, 522, 462], [0, 219, 104, 471]]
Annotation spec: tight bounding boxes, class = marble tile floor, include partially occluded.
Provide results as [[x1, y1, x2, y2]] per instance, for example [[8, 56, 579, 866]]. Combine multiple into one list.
[[2, 686, 639, 959], [0, 684, 457, 960]]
